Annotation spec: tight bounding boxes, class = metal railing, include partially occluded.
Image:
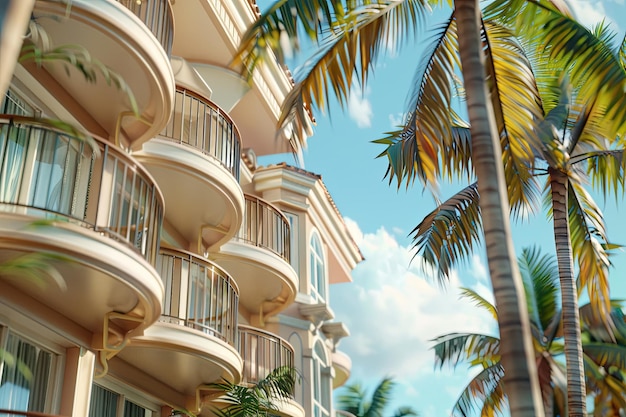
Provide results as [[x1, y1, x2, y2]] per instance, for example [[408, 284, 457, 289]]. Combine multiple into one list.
[[238, 325, 294, 388], [116, 0, 174, 57], [235, 195, 290, 261], [0, 115, 163, 265], [0, 410, 61, 417], [157, 248, 239, 345], [160, 88, 241, 181]]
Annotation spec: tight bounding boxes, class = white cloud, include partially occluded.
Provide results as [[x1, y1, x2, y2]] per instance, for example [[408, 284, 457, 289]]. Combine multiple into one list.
[[348, 84, 373, 128], [331, 222, 495, 381], [567, 0, 619, 31], [388, 113, 406, 129], [469, 254, 488, 283]]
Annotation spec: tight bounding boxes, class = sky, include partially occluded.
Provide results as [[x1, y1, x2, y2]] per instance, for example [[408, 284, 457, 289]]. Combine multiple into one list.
[[257, 1, 626, 416]]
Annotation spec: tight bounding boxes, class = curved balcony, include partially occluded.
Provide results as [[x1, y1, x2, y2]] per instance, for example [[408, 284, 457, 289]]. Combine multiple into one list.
[[0, 115, 163, 349], [134, 88, 244, 250], [118, 248, 243, 396], [115, 0, 174, 57], [210, 195, 297, 319], [332, 350, 352, 389], [239, 325, 294, 386], [26, 0, 175, 148], [234, 326, 304, 417]]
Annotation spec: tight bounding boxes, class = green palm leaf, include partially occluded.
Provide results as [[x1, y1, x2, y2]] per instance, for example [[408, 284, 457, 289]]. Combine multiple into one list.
[[566, 181, 612, 322], [459, 287, 497, 320], [236, 0, 430, 151], [377, 15, 462, 190], [410, 183, 481, 282], [432, 332, 500, 369], [484, 20, 543, 219], [517, 246, 559, 335], [488, 0, 626, 136], [450, 364, 506, 417]]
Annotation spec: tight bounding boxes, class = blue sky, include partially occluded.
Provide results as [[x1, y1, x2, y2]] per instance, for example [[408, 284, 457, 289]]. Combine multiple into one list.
[[258, 0, 626, 415]]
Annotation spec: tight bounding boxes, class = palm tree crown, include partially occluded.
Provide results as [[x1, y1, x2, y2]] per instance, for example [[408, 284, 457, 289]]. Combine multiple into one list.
[[336, 377, 419, 417]]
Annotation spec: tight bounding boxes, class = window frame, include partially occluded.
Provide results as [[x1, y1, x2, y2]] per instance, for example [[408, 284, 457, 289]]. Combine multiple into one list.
[[89, 379, 159, 417], [0, 325, 61, 414], [309, 230, 326, 302]]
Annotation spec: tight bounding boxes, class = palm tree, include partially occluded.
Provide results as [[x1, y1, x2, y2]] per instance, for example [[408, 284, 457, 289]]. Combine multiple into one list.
[[207, 366, 298, 417], [336, 377, 419, 417], [378, 19, 625, 415], [234, 2, 626, 415], [432, 246, 626, 416]]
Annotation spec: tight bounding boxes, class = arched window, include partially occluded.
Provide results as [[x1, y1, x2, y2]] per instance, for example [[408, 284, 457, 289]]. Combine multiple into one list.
[[312, 341, 330, 417], [288, 333, 304, 404], [309, 231, 326, 302]]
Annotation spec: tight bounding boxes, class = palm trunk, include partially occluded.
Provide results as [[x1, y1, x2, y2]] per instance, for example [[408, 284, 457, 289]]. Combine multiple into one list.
[[454, 1, 544, 415], [549, 168, 586, 416], [0, 0, 35, 99]]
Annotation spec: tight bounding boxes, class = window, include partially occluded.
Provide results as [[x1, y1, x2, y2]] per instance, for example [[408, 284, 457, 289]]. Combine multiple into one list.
[[1, 89, 36, 116], [312, 341, 330, 417], [0, 330, 55, 413], [89, 384, 156, 417], [284, 213, 299, 272], [309, 231, 326, 302]]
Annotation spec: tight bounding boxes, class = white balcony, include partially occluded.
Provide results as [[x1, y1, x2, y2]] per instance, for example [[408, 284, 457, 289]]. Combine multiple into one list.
[[210, 195, 297, 319], [25, 0, 175, 148], [117, 248, 243, 398], [0, 115, 164, 351]]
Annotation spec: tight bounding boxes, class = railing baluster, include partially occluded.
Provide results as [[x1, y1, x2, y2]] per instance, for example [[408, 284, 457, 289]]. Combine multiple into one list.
[[157, 249, 239, 345], [161, 89, 241, 180], [0, 115, 163, 265], [115, 0, 173, 57]]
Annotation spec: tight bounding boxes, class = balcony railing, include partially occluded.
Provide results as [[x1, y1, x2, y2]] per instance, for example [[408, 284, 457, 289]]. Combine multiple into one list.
[[157, 248, 239, 345], [235, 195, 290, 261], [116, 0, 174, 57], [0, 410, 61, 417], [160, 88, 241, 180], [238, 325, 294, 388], [0, 115, 163, 264]]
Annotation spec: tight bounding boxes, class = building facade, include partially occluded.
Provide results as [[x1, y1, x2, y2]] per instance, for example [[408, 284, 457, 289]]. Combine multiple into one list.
[[0, 1, 363, 416]]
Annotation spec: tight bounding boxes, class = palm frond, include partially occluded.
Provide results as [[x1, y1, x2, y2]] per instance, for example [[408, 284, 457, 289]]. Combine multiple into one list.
[[207, 366, 297, 417], [365, 377, 395, 417], [566, 182, 613, 325], [584, 344, 626, 376], [0, 252, 69, 292], [492, 0, 626, 136], [236, 0, 430, 151], [378, 14, 465, 190], [517, 246, 560, 335], [581, 301, 626, 344], [450, 364, 506, 417], [483, 20, 543, 219], [575, 149, 626, 200], [21, 20, 139, 115], [390, 406, 418, 417], [410, 183, 481, 283], [459, 287, 497, 320], [431, 332, 500, 370], [337, 382, 367, 416]]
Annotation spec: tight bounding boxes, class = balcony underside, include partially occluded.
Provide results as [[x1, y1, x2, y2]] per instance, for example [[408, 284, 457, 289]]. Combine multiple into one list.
[[133, 138, 244, 250], [27, 0, 174, 149], [170, 1, 296, 156], [210, 241, 297, 319], [332, 350, 352, 389], [0, 212, 163, 345], [117, 321, 243, 395]]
